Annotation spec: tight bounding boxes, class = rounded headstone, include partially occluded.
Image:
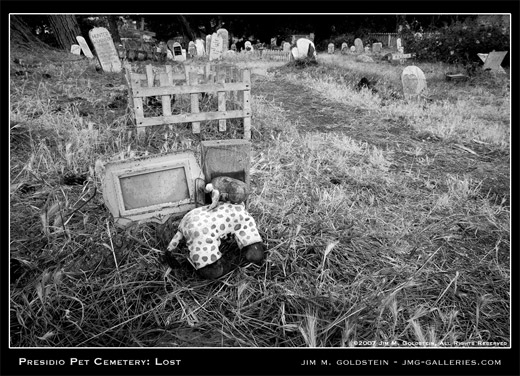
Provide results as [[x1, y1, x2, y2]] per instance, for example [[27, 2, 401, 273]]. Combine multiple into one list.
[[216, 28, 229, 53], [195, 39, 205, 56], [296, 38, 316, 59], [401, 66, 427, 100], [328, 43, 335, 54], [354, 38, 364, 53]]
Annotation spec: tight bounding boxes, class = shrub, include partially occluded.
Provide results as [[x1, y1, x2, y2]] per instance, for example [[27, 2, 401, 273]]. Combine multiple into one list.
[[400, 20, 509, 67]]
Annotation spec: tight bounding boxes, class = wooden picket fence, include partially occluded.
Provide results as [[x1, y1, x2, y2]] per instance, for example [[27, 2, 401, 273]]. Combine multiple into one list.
[[124, 63, 252, 139]]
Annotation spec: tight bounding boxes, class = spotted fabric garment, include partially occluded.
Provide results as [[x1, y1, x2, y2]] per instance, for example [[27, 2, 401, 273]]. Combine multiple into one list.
[[167, 202, 262, 270]]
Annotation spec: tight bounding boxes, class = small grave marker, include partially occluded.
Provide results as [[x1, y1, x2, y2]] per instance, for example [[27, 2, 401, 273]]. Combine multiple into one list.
[[372, 42, 382, 53], [283, 42, 291, 52], [364, 46, 370, 53], [244, 41, 253, 51], [70, 44, 81, 55], [396, 37, 402, 51], [76, 36, 94, 58], [328, 43, 335, 54], [270, 37, 277, 47], [341, 42, 348, 54], [350, 46, 356, 53], [217, 28, 229, 53], [401, 65, 427, 100], [209, 33, 223, 61], [188, 41, 197, 57], [88, 27, 122, 73], [478, 51, 508, 74], [354, 38, 363, 53], [195, 39, 205, 56]]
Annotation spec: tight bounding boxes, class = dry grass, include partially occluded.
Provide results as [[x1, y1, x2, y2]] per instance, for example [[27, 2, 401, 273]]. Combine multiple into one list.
[[10, 48, 510, 348]]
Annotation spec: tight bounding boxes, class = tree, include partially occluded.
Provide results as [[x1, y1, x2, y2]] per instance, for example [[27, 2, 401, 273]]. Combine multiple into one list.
[[48, 15, 82, 51], [10, 15, 51, 50]]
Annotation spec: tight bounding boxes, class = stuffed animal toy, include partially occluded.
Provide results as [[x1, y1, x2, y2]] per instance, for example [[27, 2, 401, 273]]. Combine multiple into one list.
[[205, 176, 249, 210], [166, 202, 265, 279]]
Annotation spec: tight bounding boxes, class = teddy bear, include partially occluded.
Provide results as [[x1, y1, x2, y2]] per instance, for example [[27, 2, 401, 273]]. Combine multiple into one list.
[[165, 202, 265, 279]]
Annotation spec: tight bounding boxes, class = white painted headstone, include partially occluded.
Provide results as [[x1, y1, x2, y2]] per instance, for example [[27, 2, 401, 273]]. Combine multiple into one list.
[[296, 38, 316, 59], [76, 36, 94, 58], [88, 27, 122, 73], [372, 42, 382, 53], [216, 28, 229, 53], [166, 50, 173, 60], [328, 43, 335, 54], [71, 44, 81, 55], [350, 46, 356, 53], [283, 42, 291, 52], [396, 38, 402, 51], [209, 33, 223, 61], [291, 47, 300, 60], [244, 41, 252, 51], [188, 41, 197, 57], [195, 39, 205, 56], [206, 35, 212, 56], [171, 42, 185, 62], [401, 66, 427, 100], [354, 38, 363, 54]]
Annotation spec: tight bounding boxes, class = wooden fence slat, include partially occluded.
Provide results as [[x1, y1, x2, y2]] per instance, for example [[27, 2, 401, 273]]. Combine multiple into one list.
[[242, 69, 251, 140], [218, 75, 227, 132], [189, 72, 200, 134], [136, 110, 251, 128], [132, 75, 146, 136], [159, 73, 172, 117], [134, 81, 249, 97]]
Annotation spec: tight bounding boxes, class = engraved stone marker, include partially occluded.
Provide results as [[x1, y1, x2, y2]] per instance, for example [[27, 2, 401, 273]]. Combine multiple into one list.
[[244, 41, 253, 51], [71, 44, 81, 55], [372, 42, 382, 53], [328, 43, 334, 54], [396, 37, 402, 51], [188, 41, 197, 57], [76, 36, 94, 58], [195, 39, 206, 56], [88, 27, 122, 73], [171, 42, 185, 62], [209, 33, 223, 61], [217, 28, 229, 53], [401, 66, 427, 100], [341, 42, 348, 54], [354, 38, 363, 54], [296, 38, 316, 59], [283, 42, 291, 52]]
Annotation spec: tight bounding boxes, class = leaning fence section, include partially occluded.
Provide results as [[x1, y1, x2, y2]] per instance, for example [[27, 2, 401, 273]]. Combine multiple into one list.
[[124, 63, 252, 139]]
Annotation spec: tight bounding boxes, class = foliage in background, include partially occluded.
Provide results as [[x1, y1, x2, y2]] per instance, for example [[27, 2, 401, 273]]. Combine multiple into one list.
[[400, 19, 509, 68]]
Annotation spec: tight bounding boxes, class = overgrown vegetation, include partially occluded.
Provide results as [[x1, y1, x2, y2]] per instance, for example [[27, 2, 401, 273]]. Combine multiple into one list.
[[10, 45, 509, 347]]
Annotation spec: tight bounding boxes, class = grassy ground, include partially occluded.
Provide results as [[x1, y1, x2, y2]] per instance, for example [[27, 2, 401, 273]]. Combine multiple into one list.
[[10, 47, 510, 347]]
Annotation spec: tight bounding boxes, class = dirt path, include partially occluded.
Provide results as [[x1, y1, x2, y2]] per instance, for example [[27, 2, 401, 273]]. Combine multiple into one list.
[[252, 74, 510, 205]]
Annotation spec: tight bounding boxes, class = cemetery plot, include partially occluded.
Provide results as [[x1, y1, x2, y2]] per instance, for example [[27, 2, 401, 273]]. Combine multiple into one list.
[[125, 63, 252, 139]]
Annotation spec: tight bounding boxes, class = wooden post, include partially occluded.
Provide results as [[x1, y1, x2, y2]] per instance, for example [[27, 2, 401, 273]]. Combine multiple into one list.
[[217, 74, 227, 132], [131, 74, 145, 137], [242, 69, 251, 140], [189, 72, 200, 134], [159, 73, 172, 117]]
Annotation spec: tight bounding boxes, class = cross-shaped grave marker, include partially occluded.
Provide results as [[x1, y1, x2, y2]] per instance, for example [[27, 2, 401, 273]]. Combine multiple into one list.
[[477, 51, 507, 74]]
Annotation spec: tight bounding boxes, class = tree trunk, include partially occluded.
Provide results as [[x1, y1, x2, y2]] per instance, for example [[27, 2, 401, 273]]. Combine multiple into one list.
[[177, 15, 196, 42], [48, 15, 82, 51], [106, 16, 122, 45], [10, 15, 50, 50]]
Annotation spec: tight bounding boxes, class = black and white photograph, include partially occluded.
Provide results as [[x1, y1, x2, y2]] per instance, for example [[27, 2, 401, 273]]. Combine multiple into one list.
[[5, 3, 518, 376]]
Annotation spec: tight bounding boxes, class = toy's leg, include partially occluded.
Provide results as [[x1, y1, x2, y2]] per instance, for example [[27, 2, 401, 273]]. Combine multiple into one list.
[[243, 242, 265, 264], [197, 257, 233, 279], [167, 231, 183, 252]]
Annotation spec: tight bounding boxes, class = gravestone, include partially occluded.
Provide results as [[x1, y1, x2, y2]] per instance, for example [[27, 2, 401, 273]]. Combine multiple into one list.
[[88, 27, 122, 73], [296, 38, 316, 59], [70, 44, 81, 55], [217, 28, 229, 53], [364, 46, 370, 53], [478, 51, 508, 74], [341, 42, 348, 54], [396, 38, 402, 51], [401, 66, 427, 100], [195, 39, 206, 56], [283, 42, 291, 52], [166, 50, 174, 60], [209, 33, 223, 61], [76, 36, 94, 58], [171, 42, 185, 62], [372, 42, 382, 53], [244, 41, 253, 51], [188, 41, 197, 57], [354, 38, 363, 53], [206, 34, 212, 56], [328, 43, 335, 54], [231, 43, 237, 51], [291, 47, 300, 60], [271, 37, 277, 47], [350, 45, 356, 53]]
